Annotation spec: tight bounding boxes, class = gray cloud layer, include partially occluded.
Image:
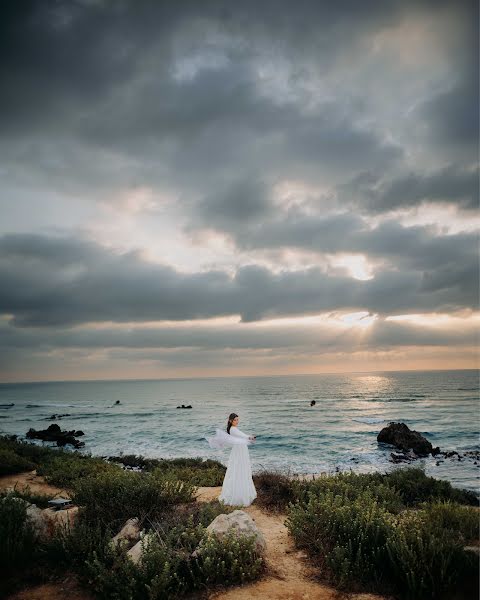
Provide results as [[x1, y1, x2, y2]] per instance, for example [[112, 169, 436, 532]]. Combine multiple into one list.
[[0, 232, 476, 326]]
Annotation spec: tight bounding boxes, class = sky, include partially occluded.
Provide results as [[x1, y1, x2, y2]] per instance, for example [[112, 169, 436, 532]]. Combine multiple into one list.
[[0, 0, 478, 382]]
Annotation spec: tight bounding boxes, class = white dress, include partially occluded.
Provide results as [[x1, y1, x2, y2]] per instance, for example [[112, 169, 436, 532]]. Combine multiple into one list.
[[206, 426, 257, 507]]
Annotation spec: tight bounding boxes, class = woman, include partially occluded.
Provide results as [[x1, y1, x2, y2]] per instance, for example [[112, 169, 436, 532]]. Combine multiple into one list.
[[206, 413, 257, 506]]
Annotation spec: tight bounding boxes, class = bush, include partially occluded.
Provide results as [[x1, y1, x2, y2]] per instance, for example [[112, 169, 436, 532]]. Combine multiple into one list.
[[386, 511, 478, 599], [0, 448, 36, 475], [9, 483, 52, 509], [0, 435, 57, 465], [72, 506, 264, 599], [0, 492, 39, 595], [71, 468, 196, 528], [286, 490, 394, 590], [297, 471, 405, 514], [108, 454, 227, 486], [36, 453, 117, 488], [253, 469, 299, 512], [384, 467, 479, 507], [417, 500, 479, 543], [285, 474, 480, 599]]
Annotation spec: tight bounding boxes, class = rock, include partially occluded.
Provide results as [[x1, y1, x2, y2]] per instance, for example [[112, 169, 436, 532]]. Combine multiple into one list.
[[390, 452, 411, 463], [15, 500, 78, 540], [111, 517, 141, 548], [26, 424, 85, 448], [192, 510, 266, 558], [127, 532, 155, 564], [41, 506, 79, 536], [47, 413, 71, 420], [26, 503, 50, 540], [378, 422, 437, 456]]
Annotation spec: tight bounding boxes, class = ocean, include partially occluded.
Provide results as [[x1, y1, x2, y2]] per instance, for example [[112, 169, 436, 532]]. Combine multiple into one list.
[[0, 370, 479, 493]]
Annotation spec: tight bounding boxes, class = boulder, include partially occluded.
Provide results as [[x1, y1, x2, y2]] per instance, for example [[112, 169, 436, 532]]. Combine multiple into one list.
[[378, 422, 438, 456], [15, 500, 78, 540], [127, 532, 155, 564], [192, 510, 266, 557], [111, 517, 141, 548], [41, 506, 79, 536]]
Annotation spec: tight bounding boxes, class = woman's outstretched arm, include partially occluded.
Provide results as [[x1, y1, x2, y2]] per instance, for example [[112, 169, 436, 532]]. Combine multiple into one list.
[[231, 426, 256, 440]]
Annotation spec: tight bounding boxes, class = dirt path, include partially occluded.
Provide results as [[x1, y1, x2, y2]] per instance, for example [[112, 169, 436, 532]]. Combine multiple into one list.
[[195, 487, 385, 600], [0, 470, 70, 498]]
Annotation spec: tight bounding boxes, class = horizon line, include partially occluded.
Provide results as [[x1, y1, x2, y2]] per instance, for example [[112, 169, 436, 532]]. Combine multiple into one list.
[[0, 366, 478, 386]]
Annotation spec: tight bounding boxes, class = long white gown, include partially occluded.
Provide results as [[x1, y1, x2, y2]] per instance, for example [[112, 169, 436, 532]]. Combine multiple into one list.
[[206, 426, 257, 507]]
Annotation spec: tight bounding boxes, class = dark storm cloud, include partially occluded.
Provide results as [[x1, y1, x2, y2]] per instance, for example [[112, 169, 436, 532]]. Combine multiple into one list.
[[1, 0, 472, 206], [340, 164, 479, 214], [0, 232, 477, 327], [415, 0, 479, 149]]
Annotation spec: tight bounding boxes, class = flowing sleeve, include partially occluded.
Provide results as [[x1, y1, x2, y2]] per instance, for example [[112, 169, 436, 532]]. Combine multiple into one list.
[[230, 426, 251, 439], [205, 428, 252, 449]]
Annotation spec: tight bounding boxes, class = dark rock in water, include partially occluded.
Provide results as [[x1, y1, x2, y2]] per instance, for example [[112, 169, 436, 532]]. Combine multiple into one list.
[[47, 413, 71, 420], [310, 400, 316, 407], [26, 423, 85, 448], [0, 403, 14, 408], [378, 422, 437, 456], [115, 400, 121, 405], [74, 430, 85, 436], [176, 404, 192, 409]]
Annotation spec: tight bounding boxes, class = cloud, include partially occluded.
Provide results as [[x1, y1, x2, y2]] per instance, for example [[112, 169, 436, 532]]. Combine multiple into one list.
[[0, 232, 477, 328], [340, 164, 479, 214]]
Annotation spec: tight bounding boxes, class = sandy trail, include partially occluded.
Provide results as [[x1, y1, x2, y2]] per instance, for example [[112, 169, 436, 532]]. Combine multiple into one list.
[[0, 470, 70, 498], [195, 487, 385, 600]]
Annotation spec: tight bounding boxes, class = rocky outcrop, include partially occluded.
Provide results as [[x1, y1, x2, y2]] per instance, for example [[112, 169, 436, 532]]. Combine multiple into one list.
[[378, 422, 440, 457], [192, 510, 266, 558], [27, 423, 85, 448]]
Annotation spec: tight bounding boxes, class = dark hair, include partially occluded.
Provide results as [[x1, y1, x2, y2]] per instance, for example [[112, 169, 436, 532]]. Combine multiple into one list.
[[227, 413, 238, 434]]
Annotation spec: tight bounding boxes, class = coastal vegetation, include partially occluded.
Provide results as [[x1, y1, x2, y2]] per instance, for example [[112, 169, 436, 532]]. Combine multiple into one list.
[[0, 434, 478, 599], [255, 468, 479, 599]]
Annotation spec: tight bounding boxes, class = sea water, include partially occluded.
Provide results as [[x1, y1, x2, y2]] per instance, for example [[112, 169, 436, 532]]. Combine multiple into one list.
[[0, 370, 479, 493]]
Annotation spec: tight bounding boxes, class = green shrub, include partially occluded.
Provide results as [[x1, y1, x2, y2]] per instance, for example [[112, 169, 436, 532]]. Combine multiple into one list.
[[36, 453, 117, 488], [0, 448, 36, 475], [286, 473, 479, 599], [386, 510, 477, 599], [187, 529, 264, 588], [418, 500, 479, 543], [253, 469, 299, 512], [384, 467, 479, 506], [108, 454, 227, 486], [0, 492, 39, 577], [297, 471, 405, 514], [8, 483, 52, 509], [286, 490, 394, 589], [0, 435, 57, 464], [71, 468, 196, 528]]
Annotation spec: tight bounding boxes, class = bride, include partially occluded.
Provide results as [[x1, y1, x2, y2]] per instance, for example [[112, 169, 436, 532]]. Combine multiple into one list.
[[206, 413, 257, 507]]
